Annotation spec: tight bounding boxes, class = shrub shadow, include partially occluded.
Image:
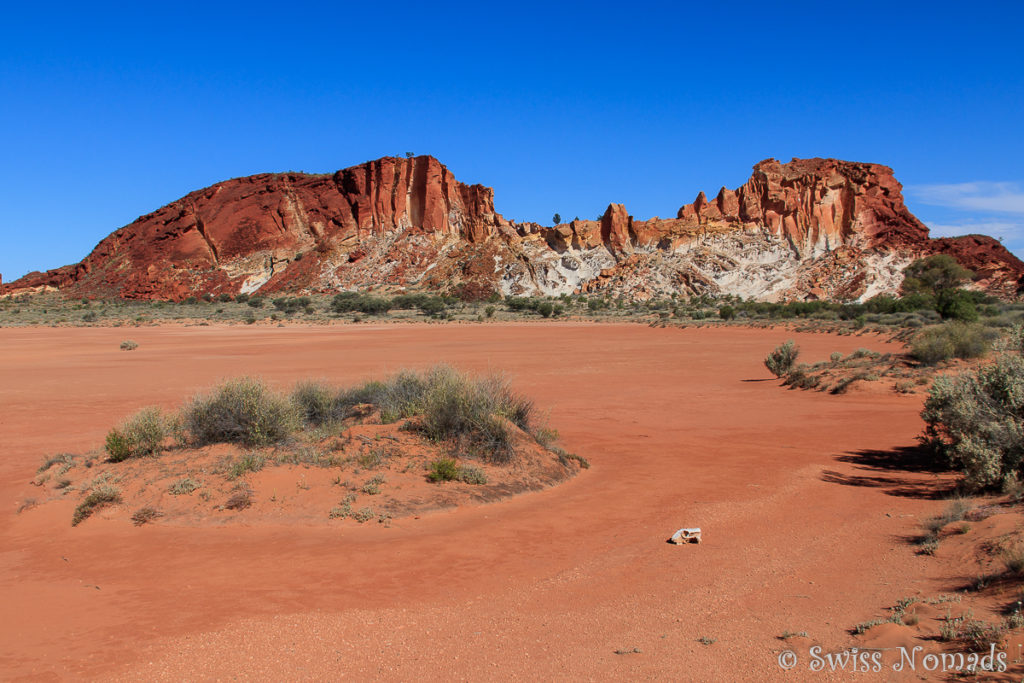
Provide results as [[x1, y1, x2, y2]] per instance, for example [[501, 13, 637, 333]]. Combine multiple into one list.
[[820, 445, 955, 499]]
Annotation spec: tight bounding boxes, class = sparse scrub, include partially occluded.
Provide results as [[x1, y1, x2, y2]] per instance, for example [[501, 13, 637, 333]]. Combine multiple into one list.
[[71, 485, 121, 526], [1001, 542, 1024, 574], [226, 453, 265, 479], [291, 381, 342, 426], [183, 377, 297, 446], [457, 464, 488, 485], [168, 477, 201, 495], [922, 353, 1024, 489], [105, 407, 166, 461], [120, 340, 138, 351], [131, 506, 162, 526], [765, 340, 799, 377], [428, 457, 459, 482], [224, 483, 253, 510], [911, 322, 994, 364]]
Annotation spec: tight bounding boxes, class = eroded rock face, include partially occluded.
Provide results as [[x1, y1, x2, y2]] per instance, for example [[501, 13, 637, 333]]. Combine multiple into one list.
[[4, 156, 1022, 301]]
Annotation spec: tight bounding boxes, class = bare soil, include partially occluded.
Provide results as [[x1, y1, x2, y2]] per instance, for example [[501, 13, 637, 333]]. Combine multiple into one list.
[[0, 323, 1018, 680]]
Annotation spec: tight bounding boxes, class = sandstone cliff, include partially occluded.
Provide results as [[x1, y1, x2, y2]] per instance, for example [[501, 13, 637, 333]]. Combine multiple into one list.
[[4, 155, 1022, 301]]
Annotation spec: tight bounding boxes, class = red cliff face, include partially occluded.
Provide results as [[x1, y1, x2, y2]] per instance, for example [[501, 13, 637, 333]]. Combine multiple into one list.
[[4, 156, 501, 300], [4, 155, 1022, 301], [672, 158, 931, 252]]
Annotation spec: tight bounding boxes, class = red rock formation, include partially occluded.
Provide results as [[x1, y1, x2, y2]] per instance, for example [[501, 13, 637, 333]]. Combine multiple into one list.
[[4, 155, 1022, 301], [2, 156, 501, 300], [673, 158, 931, 253]]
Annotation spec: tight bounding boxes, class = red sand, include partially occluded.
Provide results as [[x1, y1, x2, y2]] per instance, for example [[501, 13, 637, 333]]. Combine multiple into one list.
[[0, 323, 969, 680]]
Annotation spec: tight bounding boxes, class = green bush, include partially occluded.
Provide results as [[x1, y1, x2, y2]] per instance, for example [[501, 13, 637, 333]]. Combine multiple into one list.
[[911, 323, 994, 364], [319, 367, 534, 462], [457, 464, 488, 485], [105, 407, 166, 461], [120, 340, 139, 351], [765, 340, 800, 377], [330, 292, 392, 315], [427, 457, 459, 482], [719, 305, 736, 320], [291, 381, 343, 426], [183, 377, 297, 446], [922, 353, 1024, 490], [936, 288, 979, 322]]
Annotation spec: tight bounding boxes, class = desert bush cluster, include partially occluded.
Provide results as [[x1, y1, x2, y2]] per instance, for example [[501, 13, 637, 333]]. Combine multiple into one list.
[[910, 322, 996, 364], [104, 366, 542, 466], [922, 352, 1024, 490]]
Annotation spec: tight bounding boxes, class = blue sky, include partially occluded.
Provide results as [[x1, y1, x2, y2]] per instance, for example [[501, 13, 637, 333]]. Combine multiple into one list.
[[2, 1, 1023, 281]]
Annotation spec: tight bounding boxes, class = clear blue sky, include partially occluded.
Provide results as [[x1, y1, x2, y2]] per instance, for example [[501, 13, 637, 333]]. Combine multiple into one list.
[[2, 1, 1023, 281]]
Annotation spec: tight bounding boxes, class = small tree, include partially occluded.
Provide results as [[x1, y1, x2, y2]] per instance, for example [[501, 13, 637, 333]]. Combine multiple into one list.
[[552, 213, 562, 225], [936, 288, 979, 322], [902, 254, 973, 295], [718, 305, 736, 320], [765, 340, 800, 377]]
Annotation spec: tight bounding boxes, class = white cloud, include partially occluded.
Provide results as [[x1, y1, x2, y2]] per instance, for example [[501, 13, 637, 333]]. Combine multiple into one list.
[[926, 220, 1022, 240], [908, 181, 1024, 214]]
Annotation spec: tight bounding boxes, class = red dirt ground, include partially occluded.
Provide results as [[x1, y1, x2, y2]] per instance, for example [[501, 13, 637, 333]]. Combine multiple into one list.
[[0, 323, 1009, 680]]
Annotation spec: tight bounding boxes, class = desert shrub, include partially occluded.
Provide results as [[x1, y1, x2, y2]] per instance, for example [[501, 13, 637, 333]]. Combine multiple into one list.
[[234, 293, 250, 304], [922, 353, 1024, 489], [911, 322, 994, 364], [292, 381, 343, 426], [387, 293, 447, 316], [183, 377, 297, 446], [1001, 543, 1024, 574], [537, 302, 554, 318], [247, 297, 264, 308], [120, 340, 139, 351], [224, 483, 253, 510], [485, 305, 496, 318], [417, 368, 532, 462], [105, 407, 166, 461], [427, 457, 459, 482], [72, 485, 121, 526], [719, 305, 736, 320], [329, 367, 533, 462], [82, 311, 97, 322], [457, 464, 488, 485], [330, 292, 392, 315], [361, 475, 385, 495], [168, 477, 201, 495], [226, 453, 265, 479], [782, 364, 820, 390], [131, 506, 161, 526], [765, 340, 800, 377], [105, 430, 131, 462]]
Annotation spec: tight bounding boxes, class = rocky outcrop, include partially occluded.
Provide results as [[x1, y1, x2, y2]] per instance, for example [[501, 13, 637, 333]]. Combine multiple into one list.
[[4, 156, 1022, 302]]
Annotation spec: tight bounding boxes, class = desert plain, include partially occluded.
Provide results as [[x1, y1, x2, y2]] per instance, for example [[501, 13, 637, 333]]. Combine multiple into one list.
[[1, 322, 1018, 681]]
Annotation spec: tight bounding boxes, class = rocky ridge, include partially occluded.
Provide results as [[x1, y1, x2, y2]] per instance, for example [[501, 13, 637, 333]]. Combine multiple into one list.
[[4, 155, 1022, 301]]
